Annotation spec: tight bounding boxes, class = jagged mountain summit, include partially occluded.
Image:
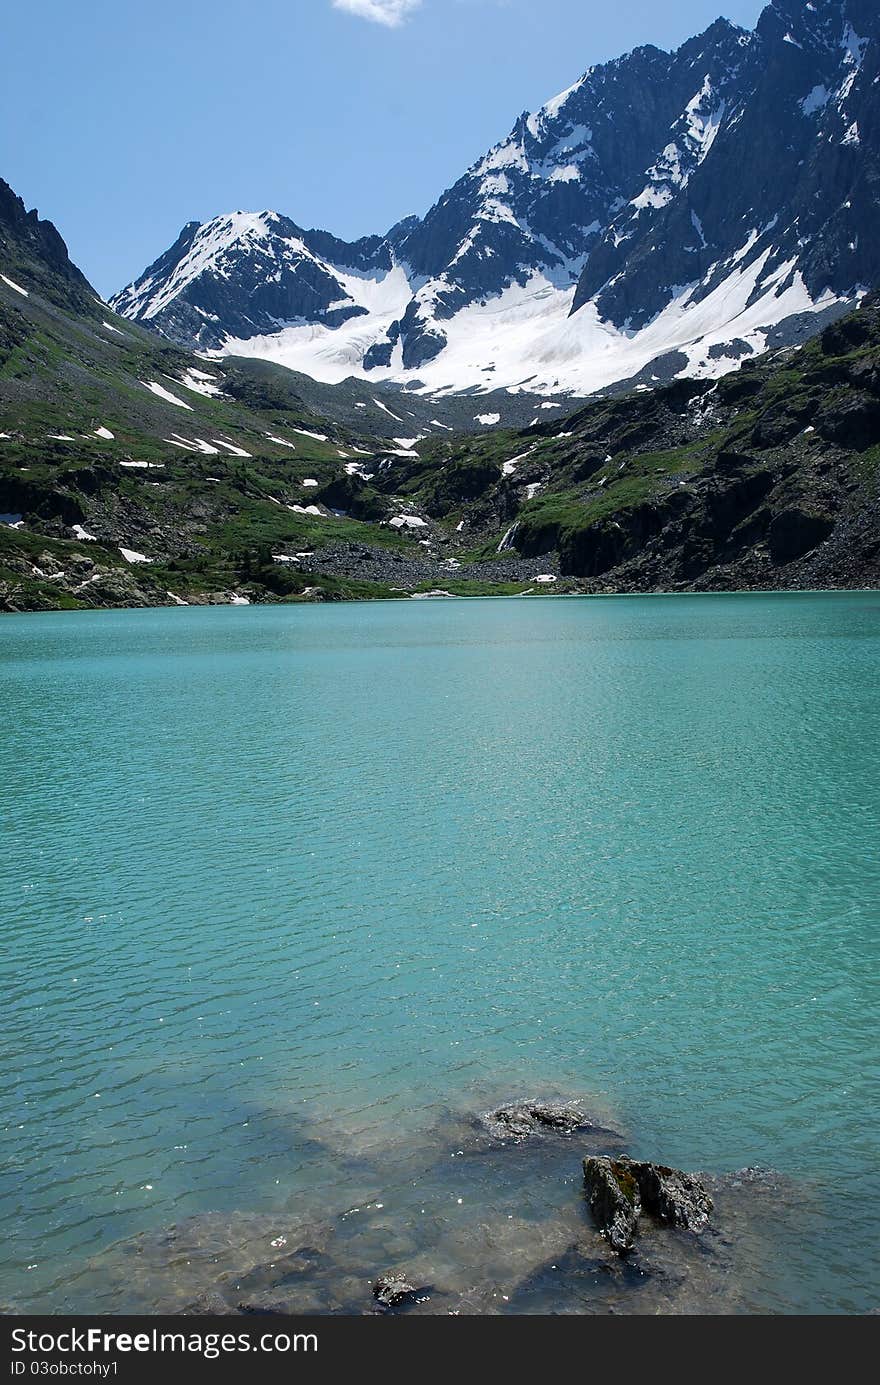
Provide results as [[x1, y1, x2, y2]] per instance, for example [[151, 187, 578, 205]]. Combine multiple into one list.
[[112, 0, 880, 398], [0, 180, 98, 317]]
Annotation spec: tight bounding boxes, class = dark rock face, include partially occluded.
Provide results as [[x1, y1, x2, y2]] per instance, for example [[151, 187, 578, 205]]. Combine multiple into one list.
[[584, 1156, 713, 1252], [816, 393, 880, 450], [572, 0, 880, 332], [767, 508, 836, 563], [0, 178, 98, 315], [315, 475, 390, 523], [422, 458, 502, 518], [583, 1157, 642, 1253]]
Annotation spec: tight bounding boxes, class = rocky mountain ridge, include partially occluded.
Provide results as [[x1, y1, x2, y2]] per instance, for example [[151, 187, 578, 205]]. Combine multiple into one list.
[[111, 0, 879, 397]]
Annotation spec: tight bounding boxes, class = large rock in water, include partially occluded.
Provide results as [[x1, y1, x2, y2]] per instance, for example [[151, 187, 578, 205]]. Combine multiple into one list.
[[481, 1100, 589, 1142], [583, 1155, 713, 1252], [582, 1157, 642, 1253]]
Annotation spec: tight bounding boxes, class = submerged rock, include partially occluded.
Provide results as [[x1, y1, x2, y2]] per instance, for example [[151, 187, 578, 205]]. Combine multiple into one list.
[[583, 1156, 713, 1252], [179, 1292, 240, 1316], [583, 1157, 642, 1253], [373, 1273, 417, 1308], [237, 1296, 307, 1316], [481, 1099, 590, 1142]]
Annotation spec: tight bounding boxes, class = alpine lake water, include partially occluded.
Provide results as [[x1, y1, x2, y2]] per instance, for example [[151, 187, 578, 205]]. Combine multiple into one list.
[[1, 592, 878, 1315]]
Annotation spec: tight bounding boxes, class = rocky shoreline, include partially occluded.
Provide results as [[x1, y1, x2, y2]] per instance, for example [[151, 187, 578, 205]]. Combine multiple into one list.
[[1, 538, 878, 617]]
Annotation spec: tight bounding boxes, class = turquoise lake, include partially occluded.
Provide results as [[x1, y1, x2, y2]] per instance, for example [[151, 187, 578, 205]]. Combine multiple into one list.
[[1, 593, 878, 1313]]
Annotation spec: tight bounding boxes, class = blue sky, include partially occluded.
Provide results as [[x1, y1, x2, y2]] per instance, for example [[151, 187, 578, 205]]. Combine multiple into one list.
[[1, 0, 766, 296]]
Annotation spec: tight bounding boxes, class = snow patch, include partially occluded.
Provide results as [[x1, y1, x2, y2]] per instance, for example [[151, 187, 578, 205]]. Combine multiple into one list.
[[501, 445, 536, 476], [1, 273, 28, 296], [165, 435, 219, 455], [291, 427, 328, 442], [142, 380, 193, 410], [371, 398, 404, 422], [212, 439, 252, 457], [179, 367, 222, 397], [801, 84, 830, 116]]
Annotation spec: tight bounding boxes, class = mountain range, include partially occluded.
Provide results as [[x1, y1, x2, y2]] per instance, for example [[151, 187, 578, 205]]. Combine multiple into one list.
[[110, 0, 880, 398], [2, 0, 879, 613]]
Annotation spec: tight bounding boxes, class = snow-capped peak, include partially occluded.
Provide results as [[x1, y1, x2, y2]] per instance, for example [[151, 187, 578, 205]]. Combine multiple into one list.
[[113, 0, 879, 400], [118, 211, 288, 322]]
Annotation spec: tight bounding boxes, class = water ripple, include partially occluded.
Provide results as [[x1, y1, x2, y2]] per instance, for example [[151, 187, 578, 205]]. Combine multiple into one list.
[[1, 593, 878, 1312]]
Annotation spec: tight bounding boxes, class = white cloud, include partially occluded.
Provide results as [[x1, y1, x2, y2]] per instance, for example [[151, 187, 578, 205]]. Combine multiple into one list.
[[332, 0, 421, 26]]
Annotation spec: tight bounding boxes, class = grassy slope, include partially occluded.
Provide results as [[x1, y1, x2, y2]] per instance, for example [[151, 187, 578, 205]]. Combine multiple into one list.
[[0, 260, 424, 607]]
